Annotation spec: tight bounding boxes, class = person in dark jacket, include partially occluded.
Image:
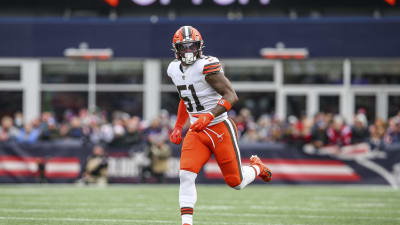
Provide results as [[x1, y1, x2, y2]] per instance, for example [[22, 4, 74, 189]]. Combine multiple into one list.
[[68, 117, 84, 138], [123, 116, 143, 146], [80, 145, 108, 185], [351, 115, 369, 144]]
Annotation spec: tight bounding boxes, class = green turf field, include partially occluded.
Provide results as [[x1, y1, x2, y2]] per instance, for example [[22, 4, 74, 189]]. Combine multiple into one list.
[[0, 184, 399, 225]]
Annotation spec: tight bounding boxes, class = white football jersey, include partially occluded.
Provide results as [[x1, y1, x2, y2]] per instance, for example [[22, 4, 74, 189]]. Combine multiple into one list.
[[167, 56, 228, 126]]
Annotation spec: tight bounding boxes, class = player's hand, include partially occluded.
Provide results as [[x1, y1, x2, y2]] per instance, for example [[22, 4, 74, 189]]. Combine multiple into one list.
[[190, 113, 215, 132], [170, 126, 183, 144]]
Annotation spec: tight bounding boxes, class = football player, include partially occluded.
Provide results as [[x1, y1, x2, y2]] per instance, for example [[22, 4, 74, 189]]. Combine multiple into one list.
[[168, 26, 272, 225]]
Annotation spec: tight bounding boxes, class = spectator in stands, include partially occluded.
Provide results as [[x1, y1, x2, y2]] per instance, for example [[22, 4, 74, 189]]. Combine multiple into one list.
[[369, 124, 384, 149], [145, 117, 169, 142], [327, 115, 352, 146], [146, 117, 161, 134], [78, 108, 91, 127], [310, 113, 330, 149], [384, 117, 400, 144], [256, 115, 271, 142], [159, 109, 172, 131], [63, 109, 75, 124], [86, 117, 103, 144], [323, 113, 332, 124], [13, 112, 24, 129], [80, 145, 108, 185], [351, 114, 369, 144], [32, 118, 41, 131], [269, 116, 284, 142], [241, 122, 260, 142], [39, 112, 58, 141], [123, 116, 143, 146], [99, 121, 114, 144], [36, 157, 47, 183], [148, 134, 172, 183], [58, 123, 70, 138], [47, 123, 60, 140], [0, 116, 19, 142], [16, 122, 40, 143], [283, 115, 305, 147], [67, 117, 84, 138], [374, 118, 387, 140], [311, 120, 328, 148], [234, 108, 253, 136], [301, 116, 313, 144], [109, 118, 126, 147]]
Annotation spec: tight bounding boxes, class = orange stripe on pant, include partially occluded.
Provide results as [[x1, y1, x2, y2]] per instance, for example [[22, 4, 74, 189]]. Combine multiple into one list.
[[180, 119, 242, 188]]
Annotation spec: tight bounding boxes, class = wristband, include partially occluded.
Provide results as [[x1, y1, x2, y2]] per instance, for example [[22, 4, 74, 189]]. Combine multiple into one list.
[[217, 98, 232, 111]]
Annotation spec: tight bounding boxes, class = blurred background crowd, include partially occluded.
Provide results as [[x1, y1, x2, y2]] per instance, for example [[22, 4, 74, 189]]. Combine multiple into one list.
[[1, 107, 399, 149]]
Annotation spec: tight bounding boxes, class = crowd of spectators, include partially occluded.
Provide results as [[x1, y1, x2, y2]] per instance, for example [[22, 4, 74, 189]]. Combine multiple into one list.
[[0, 108, 400, 149], [0, 109, 167, 147], [237, 108, 400, 149], [234, 108, 400, 149]]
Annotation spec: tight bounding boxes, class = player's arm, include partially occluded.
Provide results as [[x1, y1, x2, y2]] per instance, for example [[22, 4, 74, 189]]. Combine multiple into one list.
[[170, 98, 189, 145], [175, 99, 189, 127], [190, 71, 238, 132], [167, 66, 189, 144], [206, 71, 238, 117]]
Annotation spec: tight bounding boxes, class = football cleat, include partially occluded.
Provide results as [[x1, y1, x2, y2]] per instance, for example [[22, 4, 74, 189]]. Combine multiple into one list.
[[250, 155, 272, 182]]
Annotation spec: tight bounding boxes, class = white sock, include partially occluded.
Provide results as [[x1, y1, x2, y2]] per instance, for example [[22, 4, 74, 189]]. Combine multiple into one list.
[[251, 164, 261, 176], [182, 214, 193, 225], [179, 170, 197, 225], [233, 165, 260, 190]]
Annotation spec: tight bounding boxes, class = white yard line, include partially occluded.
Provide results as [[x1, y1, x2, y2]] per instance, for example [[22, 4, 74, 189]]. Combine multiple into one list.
[[0, 201, 398, 213], [213, 212, 400, 222], [0, 200, 173, 208], [1, 205, 399, 214], [310, 196, 400, 203], [248, 205, 400, 213], [197, 205, 234, 210], [0, 208, 161, 213], [0, 216, 304, 225], [0, 216, 175, 224], [198, 221, 306, 225], [2, 196, 398, 205], [209, 197, 400, 204], [1, 208, 399, 222]]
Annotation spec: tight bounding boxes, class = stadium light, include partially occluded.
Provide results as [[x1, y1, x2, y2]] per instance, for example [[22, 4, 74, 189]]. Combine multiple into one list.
[[63, 42, 113, 60], [260, 42, 309, 59]]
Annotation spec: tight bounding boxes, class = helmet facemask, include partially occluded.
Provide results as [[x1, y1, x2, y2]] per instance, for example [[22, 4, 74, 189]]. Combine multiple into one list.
[[173, 41, 203, 65]]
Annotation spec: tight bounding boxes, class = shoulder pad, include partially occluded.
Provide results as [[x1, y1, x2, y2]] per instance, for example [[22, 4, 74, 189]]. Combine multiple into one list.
[[167, 60, 180, 77], [202, 56, 222, 75]]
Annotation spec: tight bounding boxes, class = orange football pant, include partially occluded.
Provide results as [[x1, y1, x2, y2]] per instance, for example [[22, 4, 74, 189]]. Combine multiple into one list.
[[180, 118, 243, 188]]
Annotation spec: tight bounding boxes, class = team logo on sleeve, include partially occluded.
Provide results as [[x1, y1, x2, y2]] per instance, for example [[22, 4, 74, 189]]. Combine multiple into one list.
[[203, 62, 221, 75]]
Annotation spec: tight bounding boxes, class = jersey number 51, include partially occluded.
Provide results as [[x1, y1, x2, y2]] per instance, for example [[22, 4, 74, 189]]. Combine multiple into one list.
[[177, 84, 205, 112]]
